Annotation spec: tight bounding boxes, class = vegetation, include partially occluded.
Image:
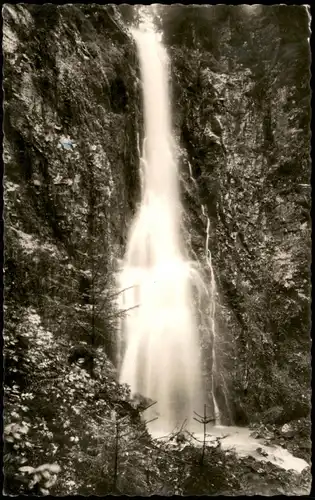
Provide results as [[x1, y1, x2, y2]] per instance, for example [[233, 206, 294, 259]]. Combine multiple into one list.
[[3, 3, 311, 496]]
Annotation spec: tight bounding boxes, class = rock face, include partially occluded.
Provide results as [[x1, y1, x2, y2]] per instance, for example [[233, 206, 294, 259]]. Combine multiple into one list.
[[4, 4, 311, 436], [156, 5, 311, 426], [4, 4, 142, 360]]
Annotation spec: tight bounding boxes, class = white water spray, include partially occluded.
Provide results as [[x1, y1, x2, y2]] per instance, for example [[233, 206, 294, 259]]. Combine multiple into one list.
[[118, 28, 204, 434], [188, 161, 221, 423], [204, 215, 221, 423]]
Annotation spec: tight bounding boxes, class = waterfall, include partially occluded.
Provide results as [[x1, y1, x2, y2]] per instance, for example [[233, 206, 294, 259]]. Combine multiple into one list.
[[188, 161, 221, 424], [118, 28, 205, 434]]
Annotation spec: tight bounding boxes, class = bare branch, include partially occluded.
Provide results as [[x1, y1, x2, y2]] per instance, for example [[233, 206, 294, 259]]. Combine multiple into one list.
[[151, 419, 187, 443], [186, 431, 217, 445], [118, 414, 130, 424], [140, 400, 157, 413], [185, 430, 204, 443], [178, 419, 188, 433], [193, 411, 204, 419], [143, 417, 158, 426], [104, 304, 141, 321], [151, 426, 178, 442], [107, 284, 139, 302]]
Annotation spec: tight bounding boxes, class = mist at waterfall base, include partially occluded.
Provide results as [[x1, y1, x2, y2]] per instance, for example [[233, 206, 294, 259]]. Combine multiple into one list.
[[117, 29, 206, 435]]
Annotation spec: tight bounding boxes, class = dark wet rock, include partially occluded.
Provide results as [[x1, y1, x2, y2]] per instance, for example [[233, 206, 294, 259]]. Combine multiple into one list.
[[256, 447, 269, 457], [250, 423, 274, 441], [270, 418, 312, 462], [4, 4, 142, 357], [158, 4, 311, 435], [259, 405, 286, 425], [232, 454, 310, 495]]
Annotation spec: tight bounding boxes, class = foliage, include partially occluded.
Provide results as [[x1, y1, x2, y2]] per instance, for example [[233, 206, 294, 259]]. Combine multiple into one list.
[[4, 301, 148, 495], [3, 299, 311, 496], [3, 3, 311, 496]]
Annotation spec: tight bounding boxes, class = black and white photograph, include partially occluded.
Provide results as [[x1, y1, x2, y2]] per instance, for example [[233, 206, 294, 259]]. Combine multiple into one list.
[[3, 3, 312, 496]]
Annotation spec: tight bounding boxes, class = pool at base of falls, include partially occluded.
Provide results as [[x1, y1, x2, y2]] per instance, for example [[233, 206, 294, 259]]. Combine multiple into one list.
[[149, 424, 309, 474]]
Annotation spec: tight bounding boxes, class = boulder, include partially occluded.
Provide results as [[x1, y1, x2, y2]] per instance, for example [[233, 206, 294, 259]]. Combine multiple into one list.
[[280, 423, 296, 439]]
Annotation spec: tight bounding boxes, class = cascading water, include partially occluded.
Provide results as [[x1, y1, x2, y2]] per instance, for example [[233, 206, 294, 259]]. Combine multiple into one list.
[[204, 211, 221, 424], [188, 161, 221, 424], [118, 27, 204, 434]]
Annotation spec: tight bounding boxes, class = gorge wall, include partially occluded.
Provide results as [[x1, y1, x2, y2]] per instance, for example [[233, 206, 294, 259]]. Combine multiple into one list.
[[4, 5, 146, 493], [4, 4, 142, 360], [157, 5, 311, 426]]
